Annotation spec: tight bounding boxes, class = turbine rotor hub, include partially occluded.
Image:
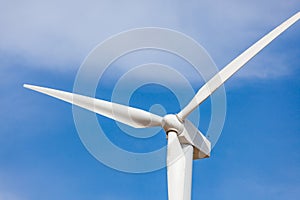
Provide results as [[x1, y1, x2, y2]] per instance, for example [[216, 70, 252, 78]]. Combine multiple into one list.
[[162, 114, 184, 134]]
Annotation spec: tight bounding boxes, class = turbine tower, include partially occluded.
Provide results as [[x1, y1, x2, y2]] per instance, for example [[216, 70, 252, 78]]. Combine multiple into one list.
[[24, 12, 299, 200]]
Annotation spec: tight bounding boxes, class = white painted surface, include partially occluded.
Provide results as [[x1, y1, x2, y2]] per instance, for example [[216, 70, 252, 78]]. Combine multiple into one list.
[[167, 131, 193, 200], [23, 84, 162, 128], [178, 12, 300, 120]]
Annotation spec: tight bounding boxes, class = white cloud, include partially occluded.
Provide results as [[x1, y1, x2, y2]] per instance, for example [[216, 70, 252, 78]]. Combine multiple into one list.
[[0, 0, 299, 79]]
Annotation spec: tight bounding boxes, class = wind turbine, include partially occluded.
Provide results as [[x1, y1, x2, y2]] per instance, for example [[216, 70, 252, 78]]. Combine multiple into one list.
[[24, 12, 299, 200]]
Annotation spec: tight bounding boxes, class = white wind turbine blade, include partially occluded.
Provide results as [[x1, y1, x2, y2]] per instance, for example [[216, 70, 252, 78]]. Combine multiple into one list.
[[178, 12, 300, 120], [24, 84, 163, 128]]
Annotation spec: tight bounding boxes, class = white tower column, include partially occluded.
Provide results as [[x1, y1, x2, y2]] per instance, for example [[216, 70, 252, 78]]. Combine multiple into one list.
[[167, 131, 194, 200]]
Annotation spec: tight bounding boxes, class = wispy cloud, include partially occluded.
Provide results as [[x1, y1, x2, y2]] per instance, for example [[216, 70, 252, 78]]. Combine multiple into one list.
[[0, 0, 299, 79]]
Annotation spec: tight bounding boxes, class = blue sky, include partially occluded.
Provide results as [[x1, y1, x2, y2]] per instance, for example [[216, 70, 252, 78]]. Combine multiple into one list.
[[1, 1, 300, 199]]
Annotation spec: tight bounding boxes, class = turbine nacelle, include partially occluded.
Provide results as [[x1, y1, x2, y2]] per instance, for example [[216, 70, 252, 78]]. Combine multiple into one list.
[[179, 120, 211, 159], [162, 114, 211, 159]]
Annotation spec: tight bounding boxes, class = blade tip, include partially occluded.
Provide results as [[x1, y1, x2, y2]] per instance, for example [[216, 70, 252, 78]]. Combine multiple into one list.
[[23, 84, 33, 89], [23, 84, 37, 90], [23, 84, 30, 88]]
